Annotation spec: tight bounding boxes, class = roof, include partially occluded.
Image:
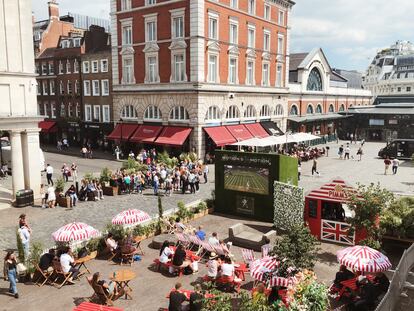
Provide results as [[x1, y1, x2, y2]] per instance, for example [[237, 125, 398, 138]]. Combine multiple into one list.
[[306, 179, 355, 203], [289, 53, 309, 71], [333, 69, 363, 88], [330, 71, 348, 83], [288, 113, 346, 123], [347, 103, 414, 115], [37, 48, 56, 59]]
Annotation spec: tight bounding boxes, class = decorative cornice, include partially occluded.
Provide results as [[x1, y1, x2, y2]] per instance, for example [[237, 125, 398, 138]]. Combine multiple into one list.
[[228, 45, 240, 56], [143, 42, 160, 53], [119, 46, 135, 55], [169, 40, 187, 50], [207, 40, 220, 52], [246, 49, 257, 59]]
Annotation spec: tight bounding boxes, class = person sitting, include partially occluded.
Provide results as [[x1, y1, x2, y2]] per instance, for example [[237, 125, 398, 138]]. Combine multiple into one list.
[[206, 252, 218, 280], [195, 226, 206, 241], [168, 282, 188, 311], [78, 180, 87, 201], [349, 276, 378, 311], [120, 234, 138, 255], [172, 244, 193, 274], [218, 240, 232, 257], [38, 249, 55, 273], [374, 272, 390, 296], [65, 185, 78, 207], [189, 284, 203, 311], [333, 265, 354, 288], [219, 257, 241, 283], [95, 181, 104, 200], [174, 218, 186, 232], [91, 272, 121, 297], [106, 233, 118, 252], [159, 241, 174, 264], [86, 180, 99, 200], [59, 247, 79, 284], [208, 232, 219, 246]]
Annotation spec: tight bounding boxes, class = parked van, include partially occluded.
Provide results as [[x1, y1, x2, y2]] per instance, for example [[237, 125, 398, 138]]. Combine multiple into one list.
[[378, 139, 414, 159], [1, 139, 45, 172]]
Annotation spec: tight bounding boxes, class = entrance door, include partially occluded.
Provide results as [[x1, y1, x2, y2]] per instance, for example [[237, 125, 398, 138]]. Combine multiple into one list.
[[306, 199, 320, 238]]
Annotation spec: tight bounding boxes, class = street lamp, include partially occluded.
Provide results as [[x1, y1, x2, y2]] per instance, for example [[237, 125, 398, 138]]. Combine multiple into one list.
[[119, 118, 123, 154]]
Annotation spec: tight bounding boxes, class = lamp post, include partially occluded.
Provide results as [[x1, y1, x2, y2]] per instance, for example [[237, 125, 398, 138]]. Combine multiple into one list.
[[285, 130, 292, 154], [119, 118, 123, 155]]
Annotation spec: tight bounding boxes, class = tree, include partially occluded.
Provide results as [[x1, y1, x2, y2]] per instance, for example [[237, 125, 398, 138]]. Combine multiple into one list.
[[271, 225, 320, 269]]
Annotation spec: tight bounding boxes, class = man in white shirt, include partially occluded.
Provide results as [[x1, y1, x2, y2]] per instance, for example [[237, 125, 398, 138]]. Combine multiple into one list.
[[208, 232, 219, 246], [392, 158, 400, 175], [106, 233, 118, 252], [18, 226, 30, 259], [46, 164, 54, 185], [60, 247, 79, 283]]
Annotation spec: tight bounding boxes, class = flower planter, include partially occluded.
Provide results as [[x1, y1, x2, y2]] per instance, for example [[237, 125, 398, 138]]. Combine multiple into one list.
[[103, 186, 118, 196], [56, 196, 71, 208]]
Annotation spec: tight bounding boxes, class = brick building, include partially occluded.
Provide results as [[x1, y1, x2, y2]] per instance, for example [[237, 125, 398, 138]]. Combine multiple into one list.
[[287, 48, 372, 136], [110, 0, 294, 158]]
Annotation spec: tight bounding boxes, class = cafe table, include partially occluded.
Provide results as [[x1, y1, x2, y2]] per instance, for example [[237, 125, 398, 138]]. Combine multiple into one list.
[[110, 269, 136, 300]]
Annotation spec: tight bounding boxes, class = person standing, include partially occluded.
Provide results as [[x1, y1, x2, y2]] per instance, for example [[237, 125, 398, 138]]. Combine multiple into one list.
[[46, 164, 54, 186], [384, 157, 391, 175], [4, 251, 18, 298], [189, 284, 203, 311], [168, 282, 187, 311], [70, 163, 78, 182], [153, 174, 159, 195], [356, 147, 363, 161], [311, 158, 319, 176], [344, 145, 350, 160], [392, 158, 400, 175], [61, 163, 69, 182], [203, 165, 209, 183], [18, 225, 30, 259], [114, 146, 121, 160], [338, 145, 344, 159]]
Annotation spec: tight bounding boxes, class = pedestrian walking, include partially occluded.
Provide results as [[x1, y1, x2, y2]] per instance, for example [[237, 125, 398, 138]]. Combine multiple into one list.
[[326, 146, 330, 157], [344, 145, 350, 160], [392, 158, 400, 175], [153, 174, 159, 195], [18, 225, 30, 259], [356, 147, 363, 161], [61, 163, 70, 182], [57, 140, 62, 151], [384, 157, 391, 175], [115, 146, 121, 160], [40, 184, 47, 208], [311, 158, 319, 176], [338, 145, 344, 159], [4, 251, 19, 298], [203, 165, 209, 183], [70, 163, 78, 182], [46, 163, 54, 185]]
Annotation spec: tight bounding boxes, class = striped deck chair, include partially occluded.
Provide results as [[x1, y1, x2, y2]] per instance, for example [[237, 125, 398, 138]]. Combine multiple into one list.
[[241, 248, 256, 265], [261, 244, 271, 258], [175, 233, 190, 249], [212, 244, 227, 257], [198, 241, 215, 260], [188, 234, 201, 251]]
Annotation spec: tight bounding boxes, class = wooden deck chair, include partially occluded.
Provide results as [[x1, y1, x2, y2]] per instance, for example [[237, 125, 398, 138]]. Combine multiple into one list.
[[120, 251, 134, 266], [161, 217, 176, 234], [133, 238, 145, 255], [34, 264, 53, 287], [52, 259, 73, 288], [241, 248, 256, 265], [198, 241, 215, 260], [87, 277, 115, 306], [104, 240, 118, 262], [212, 244, 227, 257]]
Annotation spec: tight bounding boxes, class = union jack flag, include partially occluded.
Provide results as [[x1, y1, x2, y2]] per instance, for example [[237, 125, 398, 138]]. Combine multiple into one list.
[[321, 220, 355, 246]]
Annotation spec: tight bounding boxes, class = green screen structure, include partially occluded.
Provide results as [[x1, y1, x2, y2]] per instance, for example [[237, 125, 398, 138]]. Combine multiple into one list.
[[215, 150, 298, 222]]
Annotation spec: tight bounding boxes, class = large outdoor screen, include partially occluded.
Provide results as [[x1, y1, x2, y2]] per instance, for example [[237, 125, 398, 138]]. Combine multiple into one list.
[[224, 165, 269, 195]]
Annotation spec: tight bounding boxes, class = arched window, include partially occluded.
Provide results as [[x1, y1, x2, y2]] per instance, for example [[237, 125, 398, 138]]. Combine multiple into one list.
[[226, 105, 240, 119], [205, 106, 220, 121], [307, 67, 323, 91], [275, 104, 284, 116], [307, 105, 314, 114], [244, 105, 256, 119], [315, 104, 322, 114], [144, 105, 162, 121], [339, 104, 345, 112], [328, 104, 334, 113], [169, 106, 189, 121], [121, 105, 137, 118], [290, 105, 298, 116], [260, 105, 271, 117]]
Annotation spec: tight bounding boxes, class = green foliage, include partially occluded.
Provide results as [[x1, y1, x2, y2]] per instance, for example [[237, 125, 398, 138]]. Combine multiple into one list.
[[27, 241, 44, 274], [83, 172, 94, 181], [194, 201, 208, 214], [105, 224, 128, 241], [132, 225, 145, 237], [100, 167, 112, 184], [201, 285, 232, 311], [238, 291, 274, 311], [347, 183, 394, 244], [176, 201, 191, 220], [16, 230, 25, 263], [358, 237, 382, 250], [86, 237, 105, 253], [55, 177, 66, 193], [157, 151, 179, 169], [381, 196, 414, 238], [271, 225, 320, 269], [121, 158, 148, 173]]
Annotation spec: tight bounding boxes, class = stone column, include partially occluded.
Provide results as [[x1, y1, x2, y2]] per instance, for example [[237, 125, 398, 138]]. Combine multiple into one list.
[[10, 130, 25, 199], [21, 128, 42, 199]]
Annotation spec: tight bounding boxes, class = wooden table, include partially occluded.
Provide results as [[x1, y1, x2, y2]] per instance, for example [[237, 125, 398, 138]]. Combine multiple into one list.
[[133, 236, 145, 255], [110, 269, 136, 300], [75, 255, 94, 275]]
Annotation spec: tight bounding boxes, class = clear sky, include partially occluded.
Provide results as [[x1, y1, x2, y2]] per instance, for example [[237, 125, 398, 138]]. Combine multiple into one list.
[[32, 0, 414, 72]]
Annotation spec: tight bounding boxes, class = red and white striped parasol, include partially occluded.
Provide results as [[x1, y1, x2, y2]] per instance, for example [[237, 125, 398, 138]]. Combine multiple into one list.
[[269, 275, 297, 287], [337, 245, 392, 273], [52, 222, 100, 242], [250, 257, 280, 281], [112, 209, 151, 226]]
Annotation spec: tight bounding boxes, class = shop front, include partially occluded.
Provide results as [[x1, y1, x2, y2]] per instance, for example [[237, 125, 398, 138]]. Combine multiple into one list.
[[38, 120, 58, 145], [288, 114, 344, 136], [83, 122, 114, 151]]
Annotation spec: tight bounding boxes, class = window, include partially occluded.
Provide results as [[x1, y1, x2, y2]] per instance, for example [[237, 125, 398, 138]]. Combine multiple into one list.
[[82, 61, 90, 73], [308, 200, 317, 218], [38, 103, 43, 115], [208, 54, 218, 83], [41, 63, 47, 75], [66, 60, 71, 73], [263, 32, 270, 52], [44, 102, 50, 117], [58, 61, 63, 74], [92, 60, 99, 73], [35, 64, 40, 74], [93, 106, 101, 122], [73, 59, 79, 73], [122, 25, 132, 45], [103, 105, 110, 123], [146, 0, 156, 5], [244, 105, 256, 118], [48, 63, 54, 75], [339, 104, 345, 112], [307, 68, 323, 91], [75, 103, 80, 118], [123, 58, 134, 84], [230, 0, 238, 8], [397, 87, 401, 92], [37, 83, 41, 95], [208, 16, 218, 40], [173, 54, 185, 82], [246, 60, 254, 85], [275, 104, 284, 116], [328, 104, 334, 113], [316, 104, 322, 114], [248, 0, 255, 15], [407, 86, 411, 92], [229, 23, 238, 45], [276, 64, 283, 87], [290, 105, 298, 115], [59, 81, 64, 94], [60, 102, 66, 117], [51, 102, 56, 118], [85, 105, 92, 122], [169, 106, 189, 121], [277, 35, 284, 55], [144, 105, 162, 121], [226, 105, 239, 119], [42, 81, 48, 95], [68, 103, 73, 117], [307, 105, 314, 114], [278, 10, 285, 26], [50, 80, 55, 95], [121, 0, 131, 10], [172, 16, 184, 39], [101, 59, 108, 72], [205, 106, 220, 121], [73, 38, 81, 47], [67, 80, 72, 95], [228, 57, 237, 84], [247, 27, 255, 48], [260, 105, 270, 117], [121, 105, 137, 118], [92, 80, 100, 96], [262, 63, 269, 86], [75, 80, 79, 94], [147, 56, 158, 83], [102, 80, 109, 96], [83, 80, 91, 96], [146, 21, 157, 42], [264, 5, 271, 20]]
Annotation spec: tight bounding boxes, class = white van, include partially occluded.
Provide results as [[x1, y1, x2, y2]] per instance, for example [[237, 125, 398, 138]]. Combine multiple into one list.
[[1, 139, 45, 173]]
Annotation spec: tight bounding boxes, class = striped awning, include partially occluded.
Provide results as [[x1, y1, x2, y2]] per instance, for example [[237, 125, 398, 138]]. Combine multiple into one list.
[[306, 179, 356, 203]]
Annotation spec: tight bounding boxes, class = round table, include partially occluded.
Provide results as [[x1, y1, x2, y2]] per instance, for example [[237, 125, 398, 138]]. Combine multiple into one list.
[[110, 269, 136, 299], [152, 234, 178, 249]]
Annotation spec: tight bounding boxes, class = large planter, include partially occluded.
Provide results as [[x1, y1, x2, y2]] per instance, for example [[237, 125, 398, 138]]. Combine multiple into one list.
[[56, 195, 71, 208], [103, 186, 118, 196]]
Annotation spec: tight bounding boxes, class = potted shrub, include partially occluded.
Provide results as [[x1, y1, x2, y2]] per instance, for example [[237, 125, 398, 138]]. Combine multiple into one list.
[[55, 178, 71, 207], [100, 168, 118, 196]]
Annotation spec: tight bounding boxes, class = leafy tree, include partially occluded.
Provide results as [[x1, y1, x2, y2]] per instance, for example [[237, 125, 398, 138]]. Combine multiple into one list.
[[381, 196, 414, 239], [271, 225, 320, 269]]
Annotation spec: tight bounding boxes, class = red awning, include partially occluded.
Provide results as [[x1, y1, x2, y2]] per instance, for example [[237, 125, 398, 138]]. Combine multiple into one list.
[[73, 302, 123, 311], [155, 126, 192, 146], [244, 123, 270, 138], [226, 124, 254, 142], [106, 123, 140, 141], [204, 126, 237, 147], [130, 125, 163, 143], [38, 121, 57, 133]]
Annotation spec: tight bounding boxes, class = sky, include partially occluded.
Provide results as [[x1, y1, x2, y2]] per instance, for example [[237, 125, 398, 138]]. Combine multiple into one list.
[[32, 0, 414, 71]]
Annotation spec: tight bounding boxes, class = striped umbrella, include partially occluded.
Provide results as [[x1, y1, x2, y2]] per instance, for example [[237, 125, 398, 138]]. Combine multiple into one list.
[[250, 257, 280, 281], [52, 222, 100, 242], [337, 245, 392, 273], [112, 209, 151, 226]]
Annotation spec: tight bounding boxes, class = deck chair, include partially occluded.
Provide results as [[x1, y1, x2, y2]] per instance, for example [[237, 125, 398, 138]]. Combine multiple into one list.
[[120, 251, 134, 266], [34, 264, 53, 287], [198, 241, 215, 260], [261, 245, 271, 258], [133, 238, 145, 255], [52, 259, 73, 288], [161, 218, 176, 234], [241, 248, 256, 265], [104, 240, 118, 262], [87, 277, 116, 306]]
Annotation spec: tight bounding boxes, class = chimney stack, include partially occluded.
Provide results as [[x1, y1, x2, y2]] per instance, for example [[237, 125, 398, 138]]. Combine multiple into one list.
[[48, 1, 59, 20]]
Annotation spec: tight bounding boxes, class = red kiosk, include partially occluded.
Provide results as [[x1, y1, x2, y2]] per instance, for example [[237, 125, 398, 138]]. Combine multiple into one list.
[[304, 179, 367, 246]]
